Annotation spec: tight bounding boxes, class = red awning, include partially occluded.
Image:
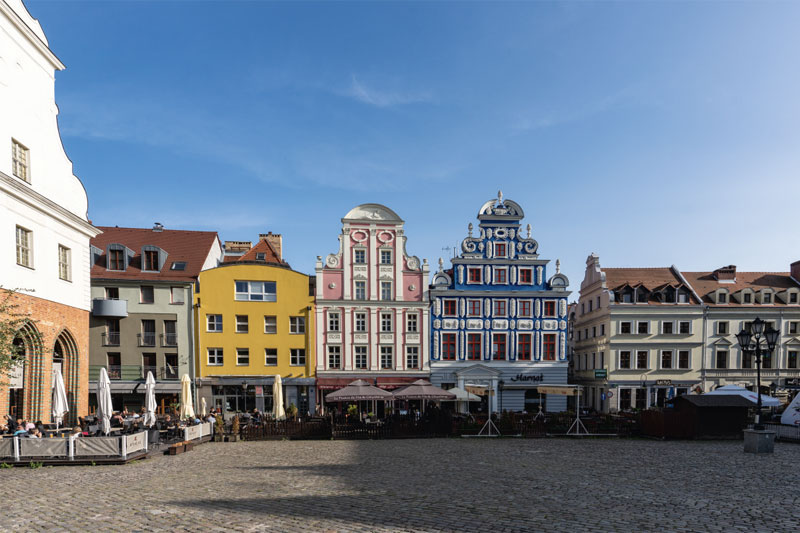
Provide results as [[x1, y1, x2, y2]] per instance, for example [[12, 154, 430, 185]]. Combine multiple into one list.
[[316, 376, 423, 391]]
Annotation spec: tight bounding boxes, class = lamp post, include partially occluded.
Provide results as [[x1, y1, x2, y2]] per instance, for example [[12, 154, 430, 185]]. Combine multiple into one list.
[[735, 317, 779, 430]]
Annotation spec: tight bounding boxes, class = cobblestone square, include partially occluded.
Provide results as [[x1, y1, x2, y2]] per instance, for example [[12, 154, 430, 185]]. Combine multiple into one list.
[[2, 439, 799, 532]]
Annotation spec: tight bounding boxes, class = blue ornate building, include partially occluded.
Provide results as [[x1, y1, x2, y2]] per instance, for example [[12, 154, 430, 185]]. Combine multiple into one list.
[[429, 192, 571, 413]]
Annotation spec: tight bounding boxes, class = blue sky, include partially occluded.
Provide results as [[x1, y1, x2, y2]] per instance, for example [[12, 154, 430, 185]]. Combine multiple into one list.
[[28, 0, 800, 291]]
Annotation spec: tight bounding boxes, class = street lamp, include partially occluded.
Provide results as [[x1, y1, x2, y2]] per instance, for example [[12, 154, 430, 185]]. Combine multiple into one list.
[[736, 317, 779, 430]]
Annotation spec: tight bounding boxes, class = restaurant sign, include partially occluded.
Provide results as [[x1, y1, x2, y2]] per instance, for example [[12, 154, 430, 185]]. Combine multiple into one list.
[[510, 373, 544, 383], [594, 370, 608, 379], [656, 379, 673, 386]]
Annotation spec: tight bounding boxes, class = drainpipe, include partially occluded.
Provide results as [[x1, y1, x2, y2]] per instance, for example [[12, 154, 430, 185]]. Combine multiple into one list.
[[701, 305, 708, 392], [188, 281, 197, 413]]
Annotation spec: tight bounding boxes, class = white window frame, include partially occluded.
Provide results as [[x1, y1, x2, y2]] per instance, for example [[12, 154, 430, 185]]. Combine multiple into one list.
[[789, 321, 800, 335], [236, 348, 249, 366], [518, 299, 532, 318], [328, 312, 340, 332], [170, 286, 185, 304], [493, 241, 508, 258], [234, 280, 277, 302], [11, 139, 30, 182], [619, 321, 633, 335], [677, 349, 691, 369], [467, 299, 482, 317], [354, 280, 366, 300], [636, 350, 649, 369], [636, 321, 649, 335], [354, 312, 367, 333], [660, 350, 673, 370], [235, 315, 249, 333], [717, 290, 728, 304], [542, 299, 557, 318], [354, 346, 368, 369], [678, 321, 691, 335], [140, 285, 154, 304], [661, 321, 675, 335], [443, 299, 458, 317], [207, 348, 223, 366], [717, 321, 729, 335], [467, 266, 482, 285], [406, 346, 419, 369], [265, 348, 278, 366], [207, 314, 223, 332], [289, 316, 305, 334], [380, 312, 393, 333], [264, 315, 277, 334], [290, 348, 306, 366], [715, 348, 729, 369], [353, 248, 366, 264], [58, 244, 71, 281], [619, 350, 632, 369], [380, 249, 392, 265], [15, 225, 32, 268], [380, 346, 393, 369], [327, 346, 341, 369], [493, 299, 508, 317], [493, 266, 509, 284], [380, 281, 393, 301], [518, 267, 533, 285], [406, 313, 418, 333]]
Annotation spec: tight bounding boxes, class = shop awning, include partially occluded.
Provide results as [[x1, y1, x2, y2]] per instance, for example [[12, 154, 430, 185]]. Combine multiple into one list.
[[537, 385, 581, 396]]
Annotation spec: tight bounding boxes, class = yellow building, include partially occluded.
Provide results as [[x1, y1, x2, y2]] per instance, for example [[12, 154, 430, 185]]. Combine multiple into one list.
[[194, 235, 316, 415]]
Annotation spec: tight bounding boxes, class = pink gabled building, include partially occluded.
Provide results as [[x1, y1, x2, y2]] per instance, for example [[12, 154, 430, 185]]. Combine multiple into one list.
[[315, 204, 430, 410]]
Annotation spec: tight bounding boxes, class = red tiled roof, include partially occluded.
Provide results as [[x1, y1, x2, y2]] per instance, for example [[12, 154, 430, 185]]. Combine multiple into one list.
[[238, 238, 288, 267], [91, 226, 219, 282], [682, 271, 800, 306], [601, 267, 700, 304]]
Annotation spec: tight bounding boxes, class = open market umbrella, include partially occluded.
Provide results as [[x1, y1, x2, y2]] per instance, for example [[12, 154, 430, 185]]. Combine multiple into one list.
[[179, 374, 195, 419], [325, 379, 394, 402], [96, 367, 113, 435], [706, 384, 781, 407], [392, 380, 457, 401], [143, 371, 157, 428], [51, 367, 69, 429], [441, 386, 480, 414], [273, 375, 286, 420]]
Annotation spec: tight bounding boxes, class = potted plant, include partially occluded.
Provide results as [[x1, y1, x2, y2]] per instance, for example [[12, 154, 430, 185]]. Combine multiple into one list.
[[347, 404, 359, 421], [229, 415, 240, 442], [286, 403, 298, 420], [214, 414, 225, 442]]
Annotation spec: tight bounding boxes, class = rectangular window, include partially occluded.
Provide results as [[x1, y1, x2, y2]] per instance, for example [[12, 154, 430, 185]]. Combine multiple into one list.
[[468, 299, 482, 317], [619, 351, 631, 369], [354, 249, 366, 264], [494, 242, 507, 257], [12, 139, 29, 182], [406, 346, 419, 369], [235, 280, 277, 301], [620, 322, 632, 334], [791, 293, 798, 304], [493, 334, 507, 360], [763, 352, 773, 369], [600, 324, 605, 336], [207, 348, 223, 366], [763, 292, 772, 304], [619, 389, 632, 411], [494, 268, 508, 284], [406, 313, 418, 332], [140, 286, 154, 304], [518, 300, 532, 318], [170, 286, 184, 304], [170, 261, 186, 271], [468, 267, 482, 283], [380, 346, 393, 369], [107, 353, 121, 378], [265, 348, 277, 366], [636, 350, 648, 369], [662, 322, 674, 334], [518, 334, 532, 360], [467, 334, 481, 360], [380, 249, 392, 265], [678, 350, 690, 369], [143, 249, 159, 271], [543, 301, 556, 317], [163, 320, 177, 346], [108, 248, 124, 271], [355, 312, 367, 332], [444, 299, 457, 316], [790, 322, 799, 335], [235, 315, 249, 333], [105, 287, 119, 300], [637, 322, 649, 334], [543, 334, 556, 361], [140, 320, 156, 347], [380, 281, 392, 301], [718, 292, 728, 304], [264, 315, 277, 334], [442, 334, 456, 360], [716, 350, 728, 369], [236, 348, 249, 366], [742, 350, 753, 369], [328, 313, 340, 332], [380, 312, 392, 332], [493, 300, 507, 317], [661, 350, 673, 369], [592, 326, 596, 338], [354, 346, 368, 369], [207, 314, 222, 332], [58, 245, 71, 281], [355, 280, 366, 300], [718, 321, 729, 335], [290, 316, 305, 334], [290, 349, 306, 366], [518, 268, 532, 284], [15, 226, 32, 267], [743, 292, 752, 303], [678, 321, 690, 334], [788, 351, 798, 369]]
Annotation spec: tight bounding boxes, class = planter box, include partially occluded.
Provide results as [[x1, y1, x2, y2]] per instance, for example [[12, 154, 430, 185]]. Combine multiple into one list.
[[184, 442, 193, 452], [227, 435, 240, 442], [168, 444, 185, 455], [744, 429, 775, 454], [213, 435, 225, 442]]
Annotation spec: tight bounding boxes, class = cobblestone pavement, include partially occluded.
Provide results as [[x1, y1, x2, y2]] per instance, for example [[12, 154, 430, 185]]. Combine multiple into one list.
[[2, 438, 799, 532]]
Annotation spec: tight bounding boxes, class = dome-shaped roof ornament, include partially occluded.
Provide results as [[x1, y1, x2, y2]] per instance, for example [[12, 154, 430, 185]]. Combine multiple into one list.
[[438, 257, 444, 272]]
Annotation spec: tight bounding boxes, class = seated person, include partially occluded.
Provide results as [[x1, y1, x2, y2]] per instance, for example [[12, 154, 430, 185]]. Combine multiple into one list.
[[110, 412, 125, 427], [25, 428, 41, 438], [23, 420, 35, 430], [13, 425, 27, 436], [158, 415, 175, 431]]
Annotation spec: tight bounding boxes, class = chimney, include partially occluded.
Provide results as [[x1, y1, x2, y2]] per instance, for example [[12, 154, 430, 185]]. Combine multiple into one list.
[[714, 265, 736, 282], [153, 222, 164, 232], [791, 260, 800, 282], [223, 241, 252, 254], [260, 232, 282, 260]]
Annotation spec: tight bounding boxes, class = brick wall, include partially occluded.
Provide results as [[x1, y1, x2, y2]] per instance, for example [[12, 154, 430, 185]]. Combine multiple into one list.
[[0, 291, 89, 425]]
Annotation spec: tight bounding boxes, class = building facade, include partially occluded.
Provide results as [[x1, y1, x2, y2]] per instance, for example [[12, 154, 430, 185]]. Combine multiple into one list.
[[571, 256, 800, 413], [429, 193, 571, 413], [195, 236, 316, 416], [315, 204, 429, 411], [0, 1, 101, 423], [89, 226, 221, 412]]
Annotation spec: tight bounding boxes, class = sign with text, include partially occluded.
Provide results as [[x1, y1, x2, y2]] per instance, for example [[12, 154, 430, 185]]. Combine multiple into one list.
[[125, 432, 146, 454], [538, 386, 578, 396], [594, 370, 608, 379]]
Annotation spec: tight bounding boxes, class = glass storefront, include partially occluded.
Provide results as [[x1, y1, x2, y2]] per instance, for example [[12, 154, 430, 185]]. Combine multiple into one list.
[[212, 385, 273, 414]]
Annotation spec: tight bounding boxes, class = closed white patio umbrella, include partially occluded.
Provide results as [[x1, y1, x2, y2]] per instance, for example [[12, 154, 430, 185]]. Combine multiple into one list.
[[200, 397, 207, 417], [706, 384, 781, 407], [180, 374, 195, 419], [51, 367, 69, 429], [143, 371, 157, 428], [273, 375, 286, 421], [96, 367, 113, 435]]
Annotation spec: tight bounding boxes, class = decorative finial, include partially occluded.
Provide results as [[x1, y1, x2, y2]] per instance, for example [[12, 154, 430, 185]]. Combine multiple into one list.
[[468, 222, 473, 237], [438, 257, 444, 272], [498, 190, 503, 203], [526, 223, 531, 238], [556, 259, 561, 274]]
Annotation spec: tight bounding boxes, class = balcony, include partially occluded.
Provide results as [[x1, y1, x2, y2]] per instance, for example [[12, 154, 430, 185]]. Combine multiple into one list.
[[91, 298, 128, 317], [89, 365, 181, 381], [137, 332, 156, 347], [161, 332, 178, 347], [101, 332, 120, 346]]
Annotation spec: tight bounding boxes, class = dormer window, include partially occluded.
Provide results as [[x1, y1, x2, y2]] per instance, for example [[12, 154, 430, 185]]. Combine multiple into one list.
[[108, 245, 126, 271], [494, 242, 507, 258], [678, 291, 689, 304], [141, 245, 166, 272], [717, 291, 728, 304], [622, 291, 632, 304], [256, 253, 266, 261], [743, 292, 752, 304], [762, 291, 772, 304], [663, 287, 675, 303], [791, 292, 799, 304], [636, 289, 648, 303]]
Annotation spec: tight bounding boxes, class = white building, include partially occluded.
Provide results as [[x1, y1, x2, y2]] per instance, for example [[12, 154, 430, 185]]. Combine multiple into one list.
[[0, 1, 100, 422]]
